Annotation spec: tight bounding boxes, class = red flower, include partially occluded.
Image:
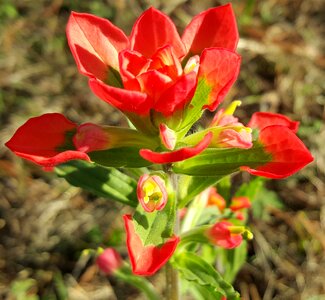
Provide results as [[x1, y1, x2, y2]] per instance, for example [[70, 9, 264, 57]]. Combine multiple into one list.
[[209, 100, 252, 149], [229, 196, 251, 211], [248, 112, 299, 133], [66, 4, 240, 118], [96, 248, 122, 275], [5, 113, 155, 169], [140, 132, 212, 164], [207, 187, 226, 211], [5, 113, 90, 170], [241, 125, 313, 178], [137, 174, 168, 212], [123, 215, 179, 276], [207, 221, 243, 249]]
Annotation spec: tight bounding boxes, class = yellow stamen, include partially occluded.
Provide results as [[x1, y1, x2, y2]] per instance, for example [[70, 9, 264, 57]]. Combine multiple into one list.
[[143, 180, 163, 203], [224, 100, 242, 115]]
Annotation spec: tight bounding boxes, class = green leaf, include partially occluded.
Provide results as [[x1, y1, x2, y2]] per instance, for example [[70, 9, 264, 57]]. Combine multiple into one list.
[[89, 147, 152, 168], [190, 283, 225, 300], [55, 160, 137, 207], [177, 79, 212, 138], [173, 143, 271, 176], [178, 175, 223, 208], [235, 177, 264, 199], [234, 177, 284, 221], [216, 176, 232, 202], [252, 185, 284, 221], [217, 241, 248, 283], [172, 252, 240, 300], [133, 179, 176, 245]]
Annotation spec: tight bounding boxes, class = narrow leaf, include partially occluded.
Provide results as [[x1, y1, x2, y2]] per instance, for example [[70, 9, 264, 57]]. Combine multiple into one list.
[[173, 252, 240, 299], [55, 160, 137, 207], [173, 143, 271, 176], [218, 241, 248, 283], [89, 147, 152, 168]]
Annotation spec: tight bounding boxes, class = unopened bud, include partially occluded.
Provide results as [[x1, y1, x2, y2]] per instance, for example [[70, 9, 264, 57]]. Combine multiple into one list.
[[159, 124, 177, 150], [96, 248, 122, 275], [207, 221, 243, 249]]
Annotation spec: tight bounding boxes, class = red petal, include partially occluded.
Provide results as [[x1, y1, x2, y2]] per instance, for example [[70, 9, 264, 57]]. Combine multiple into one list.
[[182, 4, 238, 55], [248, 112, 299, 133], [66, 12, 129, 80], [5, 113, 90, 168], [149, 45, 183, 80], [199, 48, 241, 111], [154, 71, 197, 116], [119, 50, 150, 90], [137, 69, 172, 99], [89, 78, 152, 115], [241, 125, 313, 179], [123, 215, 179, 276], [140, 132, 212, 164], [129, 7, 185, 58]]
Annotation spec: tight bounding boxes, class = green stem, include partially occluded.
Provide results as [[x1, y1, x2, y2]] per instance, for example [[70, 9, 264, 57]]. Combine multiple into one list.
[[165, 171, 180, 300], [115, 268, 160, 300]]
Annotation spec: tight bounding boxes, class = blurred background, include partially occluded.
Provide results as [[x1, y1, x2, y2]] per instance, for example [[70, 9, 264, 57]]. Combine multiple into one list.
[[0, 0, 324, 299]]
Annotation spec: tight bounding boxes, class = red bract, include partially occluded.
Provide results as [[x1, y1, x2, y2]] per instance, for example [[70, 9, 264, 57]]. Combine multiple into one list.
[[140, 132, 212, 164], [66, 4, 240, 118], [199, 48, 241, 111], [96, 248, 122, 275], [5, 113, 90, 170], [159, 124, 177, 150], [248, 112, 299, 133], [123, 215, 179, 276], [241, 125, 313, 179], [181, 4, 238, 55], [207, 221, 243, 249]]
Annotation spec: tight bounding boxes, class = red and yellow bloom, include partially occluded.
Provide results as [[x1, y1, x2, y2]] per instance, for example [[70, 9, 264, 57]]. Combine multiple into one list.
[[207, 221, 243, 249], [137, 174, 168, 212]]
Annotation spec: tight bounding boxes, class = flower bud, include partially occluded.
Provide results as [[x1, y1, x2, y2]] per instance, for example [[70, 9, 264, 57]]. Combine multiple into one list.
[[210, 100, 242, 127], [229, 196, 251, 211], [206, 187, 226, 211], [159, 124, 177, 150], [207, 221, 243, 249], [137, 174, 168, 212], [96, 248, 122, 275]]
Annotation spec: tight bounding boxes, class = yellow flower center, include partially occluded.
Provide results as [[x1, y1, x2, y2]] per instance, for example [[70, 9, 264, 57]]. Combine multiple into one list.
[[143, 179, 163, 204]]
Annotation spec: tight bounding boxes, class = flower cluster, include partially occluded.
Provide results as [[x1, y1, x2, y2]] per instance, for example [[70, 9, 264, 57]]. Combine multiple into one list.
[[5, 4, 313, 278]]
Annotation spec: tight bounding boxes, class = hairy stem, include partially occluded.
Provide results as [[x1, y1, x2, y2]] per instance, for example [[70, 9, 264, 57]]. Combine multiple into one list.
[[165, 171, 180, 300]]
